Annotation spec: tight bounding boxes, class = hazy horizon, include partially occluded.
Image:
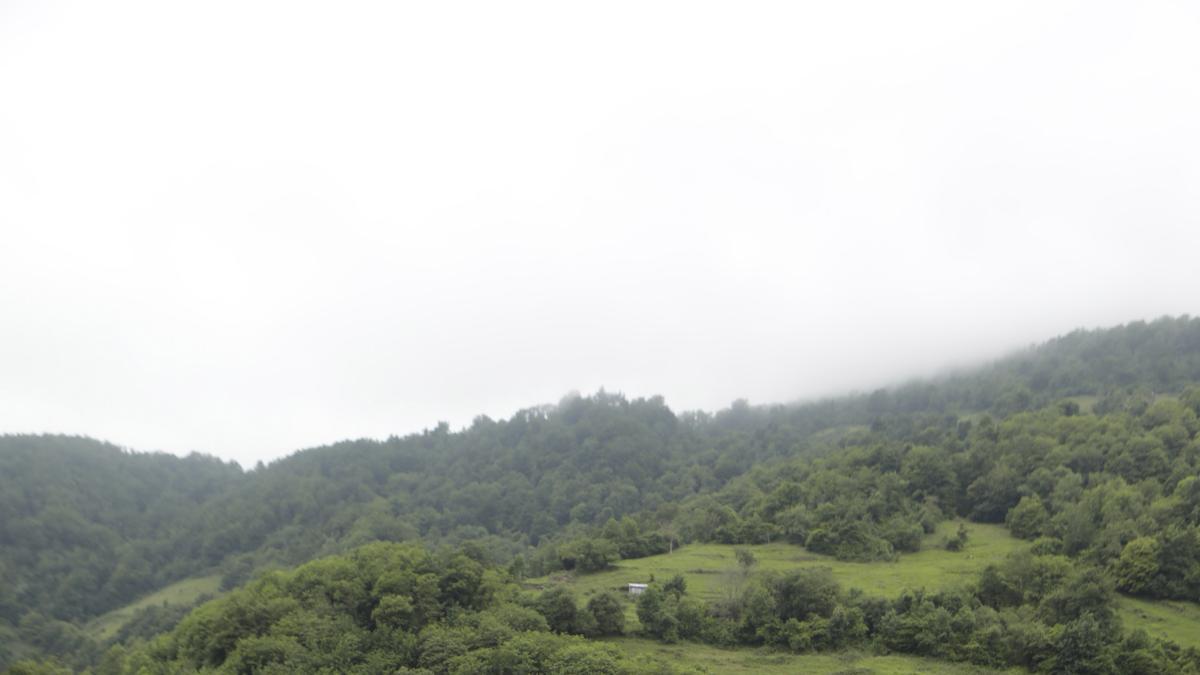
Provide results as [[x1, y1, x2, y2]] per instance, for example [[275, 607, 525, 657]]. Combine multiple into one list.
[[3, 1, 1199, 465], [0, 315, 1182, 467]]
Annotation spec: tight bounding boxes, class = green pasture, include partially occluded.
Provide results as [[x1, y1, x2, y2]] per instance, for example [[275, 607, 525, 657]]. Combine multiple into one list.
[[531, 520, 1200, 651], [530, 521, 1023, 606], [84, 575, 222, 643], [1117, 595, 1200, 650]]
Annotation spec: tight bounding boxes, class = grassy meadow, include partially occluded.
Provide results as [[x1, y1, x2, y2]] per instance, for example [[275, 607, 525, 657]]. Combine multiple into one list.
[[532, 518, 1200, 665], [1117, 595, 1200, 650], [83, 575, 222, 643], [530, 520, 1022, 611]]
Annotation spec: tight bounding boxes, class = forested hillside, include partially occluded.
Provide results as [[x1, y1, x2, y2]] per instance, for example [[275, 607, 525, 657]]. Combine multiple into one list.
[[0, 439, 243, 664], [4, 316, 1200, 672]]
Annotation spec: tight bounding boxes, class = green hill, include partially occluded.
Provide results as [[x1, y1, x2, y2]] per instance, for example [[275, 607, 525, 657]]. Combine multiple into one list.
[[4, 315, 1200, 671]]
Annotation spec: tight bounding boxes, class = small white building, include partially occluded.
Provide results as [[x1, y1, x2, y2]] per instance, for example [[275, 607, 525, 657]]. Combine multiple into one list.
[[627, 583, 648, 595]]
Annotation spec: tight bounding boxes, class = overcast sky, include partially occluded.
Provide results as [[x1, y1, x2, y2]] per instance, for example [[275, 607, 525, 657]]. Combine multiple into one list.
[[2, 1, 1198, 466]]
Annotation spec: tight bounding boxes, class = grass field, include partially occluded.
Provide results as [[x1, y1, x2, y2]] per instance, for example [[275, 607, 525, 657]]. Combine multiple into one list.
[[530, 520, 1200, 653], [530, 520, 1023, 608], [83, 575, 222, 642], [607, 637, 1020, 674], [1117, 595, 1200, 650]]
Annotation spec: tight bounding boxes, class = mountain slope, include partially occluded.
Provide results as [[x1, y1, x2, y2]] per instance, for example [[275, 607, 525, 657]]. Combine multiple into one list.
[[3, 315, 1199, 669]]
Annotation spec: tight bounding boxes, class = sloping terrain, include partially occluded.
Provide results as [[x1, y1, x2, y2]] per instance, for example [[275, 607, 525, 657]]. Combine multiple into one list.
[[4, 316, 1200, 671]]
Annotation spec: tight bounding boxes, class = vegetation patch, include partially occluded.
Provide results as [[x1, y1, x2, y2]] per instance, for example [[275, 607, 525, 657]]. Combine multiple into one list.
[[83, 575, 221, 643], [531, 521, 1025, 609], [1117, 595, 1200, 650], [604, 637, 1020, 674]]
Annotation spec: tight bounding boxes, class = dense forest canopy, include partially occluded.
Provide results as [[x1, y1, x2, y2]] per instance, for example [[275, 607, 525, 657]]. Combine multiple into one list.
[[3, 315, 1200, 672]]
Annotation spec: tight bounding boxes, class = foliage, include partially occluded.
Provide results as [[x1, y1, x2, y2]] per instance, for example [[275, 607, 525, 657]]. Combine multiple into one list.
[[586, 593, 626, 637], [85, 542, 692, 674], [6, 316, 1200, 669], [944, 524, 970, 552]]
